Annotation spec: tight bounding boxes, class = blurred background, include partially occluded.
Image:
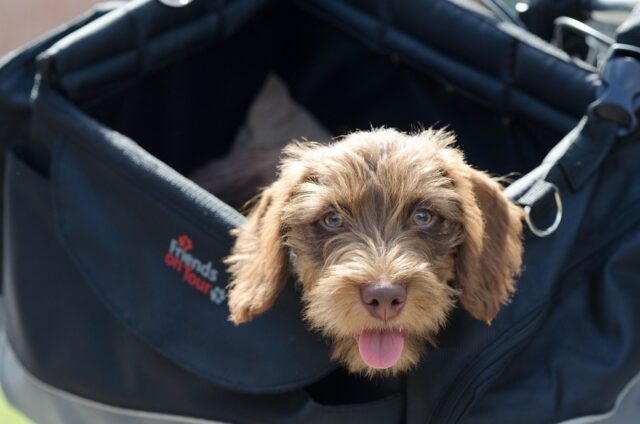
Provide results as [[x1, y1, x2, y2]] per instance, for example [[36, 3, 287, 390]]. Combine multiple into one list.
[[0, 0, 97, 56]]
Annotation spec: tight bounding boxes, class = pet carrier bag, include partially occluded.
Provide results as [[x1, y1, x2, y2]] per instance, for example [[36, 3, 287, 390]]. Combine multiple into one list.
[[1, 0, 640, 423]]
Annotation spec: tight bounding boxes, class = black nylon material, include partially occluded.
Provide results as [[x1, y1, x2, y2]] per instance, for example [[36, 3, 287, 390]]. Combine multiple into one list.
[[2, 1, 640, 423]]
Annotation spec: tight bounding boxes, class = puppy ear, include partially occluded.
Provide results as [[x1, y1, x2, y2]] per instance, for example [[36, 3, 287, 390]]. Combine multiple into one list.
[[225, 181, 292, 324], [225, 144, 310, 324], [456, 168, 524, 324]]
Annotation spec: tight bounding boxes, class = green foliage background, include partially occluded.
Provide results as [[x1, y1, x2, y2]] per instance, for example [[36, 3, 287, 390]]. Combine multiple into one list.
[[0, 388, 32, 424]]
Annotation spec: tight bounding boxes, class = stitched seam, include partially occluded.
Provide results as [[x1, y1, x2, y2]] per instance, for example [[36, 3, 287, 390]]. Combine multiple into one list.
[[41, 92, 243, 243], [57, 141, 235, 245]]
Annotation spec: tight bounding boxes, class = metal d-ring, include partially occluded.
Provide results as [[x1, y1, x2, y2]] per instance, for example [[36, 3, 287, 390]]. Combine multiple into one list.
[[523, 183, 563, 238], [157, 0, 194, 7]]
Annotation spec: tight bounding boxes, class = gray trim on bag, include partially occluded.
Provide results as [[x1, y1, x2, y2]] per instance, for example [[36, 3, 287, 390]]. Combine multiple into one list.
[[0, 333, 227, 424], [1, 296, 639, 424], [556, 370, 640, 424]]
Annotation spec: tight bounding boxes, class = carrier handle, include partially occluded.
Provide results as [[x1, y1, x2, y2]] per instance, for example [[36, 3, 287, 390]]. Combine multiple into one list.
[[552, 16, 615, 50], [35, 0, 257, 103]]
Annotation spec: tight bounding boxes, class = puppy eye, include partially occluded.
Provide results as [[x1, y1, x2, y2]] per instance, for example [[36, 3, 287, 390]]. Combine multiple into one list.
[[322, 211, 344, 229], [412, 208, 435, 227]]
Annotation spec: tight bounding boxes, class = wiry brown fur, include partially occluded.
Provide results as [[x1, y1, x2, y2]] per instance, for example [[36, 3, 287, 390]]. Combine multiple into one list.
[[225, 128, 523, 376]]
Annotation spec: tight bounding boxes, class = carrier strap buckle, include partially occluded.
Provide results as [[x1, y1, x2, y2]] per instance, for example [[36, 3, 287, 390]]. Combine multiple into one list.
[[590, 47, 640, 136]]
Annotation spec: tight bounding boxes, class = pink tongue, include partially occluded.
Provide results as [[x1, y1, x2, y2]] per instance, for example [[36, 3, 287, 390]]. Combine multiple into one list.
[[356, 330, 405, 369]]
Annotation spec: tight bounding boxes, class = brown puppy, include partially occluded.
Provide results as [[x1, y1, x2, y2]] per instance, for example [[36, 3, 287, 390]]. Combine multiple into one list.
[[225, 128, 523, 376]]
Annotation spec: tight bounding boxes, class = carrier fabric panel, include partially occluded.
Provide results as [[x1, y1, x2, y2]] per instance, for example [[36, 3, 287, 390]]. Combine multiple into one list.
[[40, 0, 595, 132], [299, 0, 595, 128]]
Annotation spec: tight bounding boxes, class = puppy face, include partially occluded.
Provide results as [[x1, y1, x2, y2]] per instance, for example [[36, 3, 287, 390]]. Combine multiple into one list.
[[225, 129, 523, 376]]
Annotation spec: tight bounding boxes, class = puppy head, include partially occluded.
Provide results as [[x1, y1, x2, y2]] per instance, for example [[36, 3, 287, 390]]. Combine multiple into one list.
[[225, 129, 523, 375]]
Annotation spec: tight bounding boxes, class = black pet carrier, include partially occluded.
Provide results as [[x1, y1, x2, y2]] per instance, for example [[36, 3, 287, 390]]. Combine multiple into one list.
[[1, 0, 640, 423]]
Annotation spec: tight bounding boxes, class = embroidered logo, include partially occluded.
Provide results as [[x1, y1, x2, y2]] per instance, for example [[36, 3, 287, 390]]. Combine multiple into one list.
[[164, 234, 226, 305]]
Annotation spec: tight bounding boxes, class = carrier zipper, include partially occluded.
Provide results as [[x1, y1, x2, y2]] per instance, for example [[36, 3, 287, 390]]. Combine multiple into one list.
[[429, 197, 640, 424], [429, 305, 547, 424]]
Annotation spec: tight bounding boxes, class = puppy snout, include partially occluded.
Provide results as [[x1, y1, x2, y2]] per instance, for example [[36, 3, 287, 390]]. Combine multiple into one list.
[[360, 283, 407, 321]]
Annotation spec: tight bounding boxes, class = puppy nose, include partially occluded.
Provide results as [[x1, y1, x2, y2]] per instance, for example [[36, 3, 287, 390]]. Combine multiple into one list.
[[360, 283, 407, 321]]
